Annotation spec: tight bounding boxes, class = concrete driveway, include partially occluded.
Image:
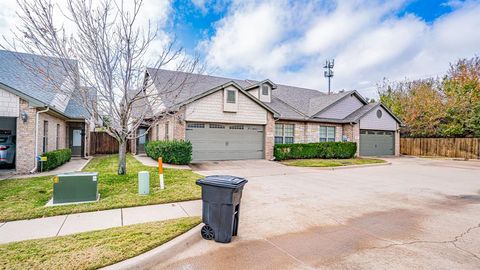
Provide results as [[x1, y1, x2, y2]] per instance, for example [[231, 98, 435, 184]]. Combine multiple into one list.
[[155, 158, 480, 269]]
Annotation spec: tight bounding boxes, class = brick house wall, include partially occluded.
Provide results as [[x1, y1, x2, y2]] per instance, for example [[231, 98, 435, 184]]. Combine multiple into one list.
[[264, 112, 275, 160], [15, 99, 37, 173], [37, 113, 68, 156]]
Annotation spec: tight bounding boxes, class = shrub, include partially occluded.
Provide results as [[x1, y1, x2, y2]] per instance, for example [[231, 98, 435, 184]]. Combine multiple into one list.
[[145, 140, 192, 165], [41, 149, 72, 171], [274, 142, 357, 161]]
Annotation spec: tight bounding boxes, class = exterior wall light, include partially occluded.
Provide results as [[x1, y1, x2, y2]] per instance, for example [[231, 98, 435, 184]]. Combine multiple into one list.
[[21, 111, 29, 123]]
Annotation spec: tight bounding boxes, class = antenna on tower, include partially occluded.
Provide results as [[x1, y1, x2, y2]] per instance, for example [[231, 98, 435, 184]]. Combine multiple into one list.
[[324, 59, 334, 95]]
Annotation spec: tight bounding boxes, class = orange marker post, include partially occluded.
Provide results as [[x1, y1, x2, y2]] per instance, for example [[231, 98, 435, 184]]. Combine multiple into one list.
[[158, 157, 165, 189]]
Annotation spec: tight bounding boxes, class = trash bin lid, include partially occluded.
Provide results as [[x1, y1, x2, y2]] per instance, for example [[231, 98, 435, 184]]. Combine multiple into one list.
[[196, 175, 248, 188]]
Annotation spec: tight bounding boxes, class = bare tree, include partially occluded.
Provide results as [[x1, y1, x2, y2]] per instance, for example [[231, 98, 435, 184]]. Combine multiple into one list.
[[3, 0, 199, 174]]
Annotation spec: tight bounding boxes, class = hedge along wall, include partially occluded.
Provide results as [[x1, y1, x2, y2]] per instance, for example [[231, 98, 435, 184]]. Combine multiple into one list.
[[41, 149, 72, 171], [145, 140, 192, 165], [274, 142, 357, 161]]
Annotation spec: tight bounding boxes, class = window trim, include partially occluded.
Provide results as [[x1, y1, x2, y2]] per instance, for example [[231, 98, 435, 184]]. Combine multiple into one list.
[[261, 84, 269, 96], [56, 124, 60, 150], [275, 123, 294, 144], [165, 122, 169, 140], [319, 126, 336, 142], [42, 121, 48, 153], [226, 89, 236, 104]]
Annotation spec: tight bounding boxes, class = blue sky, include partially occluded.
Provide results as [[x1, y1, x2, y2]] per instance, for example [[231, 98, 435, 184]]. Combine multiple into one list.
[[1, 0, 479, 98], [171, 0, 460, 53]]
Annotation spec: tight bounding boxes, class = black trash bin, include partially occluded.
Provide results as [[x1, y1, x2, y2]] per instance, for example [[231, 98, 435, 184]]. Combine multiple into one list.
[[196, 175, 248, 243]]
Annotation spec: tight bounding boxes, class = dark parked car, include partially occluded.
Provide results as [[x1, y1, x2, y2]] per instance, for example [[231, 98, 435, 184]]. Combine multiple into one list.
[[0, 135, 15, 166]]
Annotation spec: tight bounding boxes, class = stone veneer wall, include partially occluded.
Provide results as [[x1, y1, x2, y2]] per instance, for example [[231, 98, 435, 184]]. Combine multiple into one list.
[[275, 121, 343, 144], [342, 123, 360, 156]]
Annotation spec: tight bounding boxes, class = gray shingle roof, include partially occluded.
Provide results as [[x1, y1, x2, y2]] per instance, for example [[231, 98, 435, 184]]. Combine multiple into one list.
[[343, 102, 379, 122], [146, 68, 339, 119], [145, 68, 401, 124], [146, 68, 254, 108], [308, 91, 353, 116], [0, 50, 88, 119], [64, 98, 90, 119]]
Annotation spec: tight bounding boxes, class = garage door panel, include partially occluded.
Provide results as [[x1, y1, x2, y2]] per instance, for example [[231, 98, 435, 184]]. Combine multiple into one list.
[[186, 122, 264, 161], [360, 130, 394, 156]]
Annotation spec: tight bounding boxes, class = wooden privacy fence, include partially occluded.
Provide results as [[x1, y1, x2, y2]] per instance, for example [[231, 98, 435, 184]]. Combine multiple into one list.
[[90, 132, 120, 155], [400, 138, 480, 159]]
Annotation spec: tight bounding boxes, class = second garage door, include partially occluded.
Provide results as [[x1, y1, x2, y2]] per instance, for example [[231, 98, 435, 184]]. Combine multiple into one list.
[[186, 122, 264, 161], [360, 130, 394, 156]]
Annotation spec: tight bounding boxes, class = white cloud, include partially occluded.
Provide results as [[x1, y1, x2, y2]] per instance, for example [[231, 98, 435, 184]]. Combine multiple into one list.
[[201, 0, 480, 98], [0, 0, 174, 63]]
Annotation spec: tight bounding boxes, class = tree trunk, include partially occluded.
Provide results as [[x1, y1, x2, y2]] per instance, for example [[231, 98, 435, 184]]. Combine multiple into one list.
[[118, 141, 127, 175]]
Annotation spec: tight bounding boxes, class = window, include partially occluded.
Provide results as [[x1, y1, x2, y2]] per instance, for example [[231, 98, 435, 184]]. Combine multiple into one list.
[[226, 90, 236, 103], [229, 125, 244, 130], [319, 126, 336, 142], [156, 124, 159, 140], [42, 121, 48, 153], [209, 124, 225, 129], [187, 123, 205, 128], [56, 124, 60, 149], [376, 109, 383, 118], [275, 124, 294, 144], [165, 122, 169, 140], [262, 84, 269, 95]]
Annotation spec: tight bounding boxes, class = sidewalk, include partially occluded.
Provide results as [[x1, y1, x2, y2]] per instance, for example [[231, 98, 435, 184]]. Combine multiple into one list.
[[133, 154, 191, 170], [0, 200, 201, 244], [0, 157, 92, 180]]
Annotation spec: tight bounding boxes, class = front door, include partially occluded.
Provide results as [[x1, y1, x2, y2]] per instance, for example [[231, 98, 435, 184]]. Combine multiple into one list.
[[71, 129, 82, 156], [137, 128, 147, 154]]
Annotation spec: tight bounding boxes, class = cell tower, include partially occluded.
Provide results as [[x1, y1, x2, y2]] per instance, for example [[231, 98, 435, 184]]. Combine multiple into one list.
[[324, 59, 334, 95]]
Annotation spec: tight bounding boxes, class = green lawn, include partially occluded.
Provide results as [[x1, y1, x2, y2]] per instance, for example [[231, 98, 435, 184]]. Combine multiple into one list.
[[0, 217, 201, 270], [281, 158, 387, 167], [0, 154, 202, 222]]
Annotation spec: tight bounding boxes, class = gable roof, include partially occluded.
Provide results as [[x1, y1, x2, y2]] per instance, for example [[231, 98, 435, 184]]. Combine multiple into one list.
[[173, 80, 278, 114], [0, 50, 88, 119], [145, 68, 401, 124], [344, 102, 403, 124]]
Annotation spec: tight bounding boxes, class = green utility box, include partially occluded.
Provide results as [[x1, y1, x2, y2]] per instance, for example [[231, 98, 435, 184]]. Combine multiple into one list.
[[53, 172, 99, 204]]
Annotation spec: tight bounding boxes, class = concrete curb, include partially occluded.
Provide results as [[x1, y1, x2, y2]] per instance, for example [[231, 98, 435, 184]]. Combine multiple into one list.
[[78, 157, 93, 171], [311, 162, 392, 171], [102, 223, 203, 270]]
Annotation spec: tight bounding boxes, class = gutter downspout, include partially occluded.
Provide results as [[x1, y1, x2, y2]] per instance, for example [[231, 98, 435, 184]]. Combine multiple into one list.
[[30, 107, 50, 173]]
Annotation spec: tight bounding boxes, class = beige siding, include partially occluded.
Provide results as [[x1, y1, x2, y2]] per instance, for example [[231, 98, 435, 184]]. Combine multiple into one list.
[[258, 85, 271, 103], [186, 88, 268, 125], [0, 87, 19, 117], [316, 94, 364, 119], [247, 87, 259, 99], [360, 107, 397, 130]]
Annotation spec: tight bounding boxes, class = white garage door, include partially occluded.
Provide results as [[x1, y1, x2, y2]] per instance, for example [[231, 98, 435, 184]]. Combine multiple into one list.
[[186, 122, 264, 161]]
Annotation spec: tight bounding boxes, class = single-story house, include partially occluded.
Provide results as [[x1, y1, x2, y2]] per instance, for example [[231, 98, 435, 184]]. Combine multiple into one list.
[[134, 68, 402, 161], [0, 50, 92, 174]]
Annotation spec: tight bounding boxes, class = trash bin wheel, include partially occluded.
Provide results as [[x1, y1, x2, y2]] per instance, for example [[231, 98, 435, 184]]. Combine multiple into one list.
[[201, 225, 215, 240]]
